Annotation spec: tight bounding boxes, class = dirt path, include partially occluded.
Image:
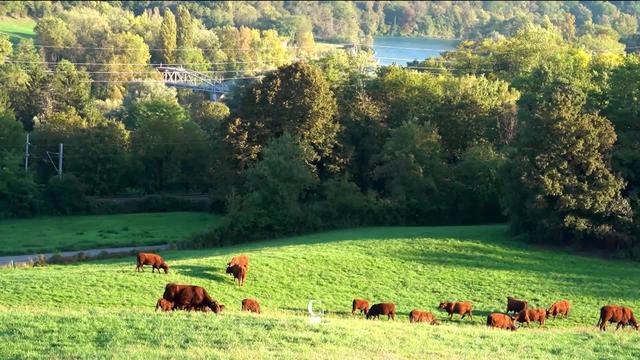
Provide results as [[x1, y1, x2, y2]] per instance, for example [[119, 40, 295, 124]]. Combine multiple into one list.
[[0, 244, 170, 266]]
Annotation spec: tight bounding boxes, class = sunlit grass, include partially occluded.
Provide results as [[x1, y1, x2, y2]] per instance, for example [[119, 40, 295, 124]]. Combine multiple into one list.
[[0, 16, 36, 43], [1, 225, 639, 359]]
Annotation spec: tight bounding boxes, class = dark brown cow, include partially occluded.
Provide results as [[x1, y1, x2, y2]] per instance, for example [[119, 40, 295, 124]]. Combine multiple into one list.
[[136, 252, 169, 273], [155, 298, 173, 312], [547, 300, 570, 319], [226, 264, 247, 286], [506, 297, 528, 315], [438, 301, 473, 320], [168, 284, 222, 313], [597, 305, 639, 331], [487, 313, 517, 331], [162, 283, 189, 302], [514, 308, 546, 327], [409, 309, 439, 324], [227, 255, 249, 271], [241, 298, 261, 314], [352, 299, 369, 315], [367, 303, 396, 320]]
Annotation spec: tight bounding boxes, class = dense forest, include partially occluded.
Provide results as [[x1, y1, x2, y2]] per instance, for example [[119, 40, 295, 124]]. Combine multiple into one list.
[[0, 1, 639, 258]]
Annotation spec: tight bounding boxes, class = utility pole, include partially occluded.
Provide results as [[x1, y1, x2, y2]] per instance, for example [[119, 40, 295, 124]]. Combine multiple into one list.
[[58, 143, 63, 178], [24, 133, 30, 173]]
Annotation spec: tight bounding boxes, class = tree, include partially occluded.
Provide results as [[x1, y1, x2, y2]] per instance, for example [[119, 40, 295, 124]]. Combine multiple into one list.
[[231, 62, 340, 173], [176, 5, 194, 48], [47, 60, 92, 116], [505, 81, 632, 245], [159, 9, 177, 64], [194, 101, 230, 138], [34, 16, 76, 62]]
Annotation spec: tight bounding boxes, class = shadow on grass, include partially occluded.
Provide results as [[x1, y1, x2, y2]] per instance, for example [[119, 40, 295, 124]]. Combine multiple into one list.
[[172, 264, 228, 283]]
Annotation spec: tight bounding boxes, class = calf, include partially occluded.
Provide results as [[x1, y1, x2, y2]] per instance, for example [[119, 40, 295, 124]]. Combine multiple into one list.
[[227, 255, 249, 271], [506, 297, 528, 315], [136, 252, 169, 274], [352, 299, 369, 316], [241, 298, 261, 314], [514, 308, 545, 327], [155, 298, 173, 312], [438, 301, 473, 320], [367, 303, 396, 320], [597, 305, 639, 331], [226, 264, 247, 286], [487, 313, 517, 331], [409, 309, 439, 324], [547, 300, 570, 319]]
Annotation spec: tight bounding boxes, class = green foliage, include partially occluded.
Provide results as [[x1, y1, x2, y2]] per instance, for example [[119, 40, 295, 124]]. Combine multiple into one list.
[[43, 174, 88, 215], [0, 152, 41, 218], [505, 81, 632, 245], [159, 9, 177, 64]]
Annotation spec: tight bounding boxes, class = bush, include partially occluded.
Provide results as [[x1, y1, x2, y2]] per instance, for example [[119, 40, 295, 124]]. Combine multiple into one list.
[[88, 194, 210, 214], [43, 175, 89, 215]]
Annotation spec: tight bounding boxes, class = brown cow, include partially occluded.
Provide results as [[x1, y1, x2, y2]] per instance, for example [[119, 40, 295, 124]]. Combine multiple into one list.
[[367, 303, 396, 320], [438, 301, 473, 320], [597, 305, 639, 331], [487, 313, 517, 331], [241, 298, 261, 314], [226, 264, 247, 286], [506, 297, 528, 315], [162, 283, 188, 302], [547, 300, 570, 319], [227, 255, 249, 271], [170, 284, 222, 313], [155, 298, 173, 312], [352, 299, 369, 316], [136, 252, 169, 274], [514, 308, 546, 327], [409, 309, 439, 324]]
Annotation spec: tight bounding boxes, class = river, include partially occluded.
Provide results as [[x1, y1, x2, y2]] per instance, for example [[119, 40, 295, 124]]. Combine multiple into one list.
[[372, 36, 459, 66]]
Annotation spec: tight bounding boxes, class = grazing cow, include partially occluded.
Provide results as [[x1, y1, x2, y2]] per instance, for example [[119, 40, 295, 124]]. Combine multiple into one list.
[[597, 305, 639, 331], [547, 300, 570, 319], [409, 310, 439, 324], [163, 283, 189, 302], [136, 252, 169, 274], [506, 297, 528, 315], [352, 299, 369, 316], [514, 308, 546, 327], [227, 255, 249, 271], [241, 298, 261, 314], [366, 303, 396, 320], [438, 301, 473, 320], [155, 298, 173, 312], [487, 313, 517, 331], [226, 264, 247, 286], [169, 284, 222, 313]]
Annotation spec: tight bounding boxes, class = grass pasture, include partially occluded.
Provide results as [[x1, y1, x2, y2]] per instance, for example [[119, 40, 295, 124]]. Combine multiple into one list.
[[0, 212, 222, 255], [0, 16, 36, 43], [1, 225, 640, 359]]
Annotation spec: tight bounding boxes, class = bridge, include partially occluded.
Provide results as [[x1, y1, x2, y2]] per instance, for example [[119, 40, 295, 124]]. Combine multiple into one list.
[[156, 66, 228, 101]]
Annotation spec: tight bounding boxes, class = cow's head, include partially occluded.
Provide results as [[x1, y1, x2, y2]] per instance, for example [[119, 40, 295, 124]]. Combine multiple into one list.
[[438, 302, 448, 310], [160, 263, 169, 274]]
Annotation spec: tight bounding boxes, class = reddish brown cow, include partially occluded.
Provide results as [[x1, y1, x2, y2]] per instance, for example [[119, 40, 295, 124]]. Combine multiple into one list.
[[547, 300, 570, 319], [438, 301, 473, 320], [409, 310, 439, 324], [241, 298, 261, 314], [506, 297, 528, 315], [170, 284, 222, 313], [227, 255, 249, 271], [226, 264, 247, 286], [367, 303, 396, 320], [514, 308, 546, 327], [155, 298, 173, 312], [352, 299, 369, 316], [597, 305, 639, 331], [162, 283, 189, 302], [487, 313, 517, 331], [136, 252, 169, 274]]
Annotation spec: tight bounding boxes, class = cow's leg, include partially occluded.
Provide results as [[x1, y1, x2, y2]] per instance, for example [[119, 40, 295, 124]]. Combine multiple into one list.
[[469, 310, 473, 320], [449, 313, 454, 321]]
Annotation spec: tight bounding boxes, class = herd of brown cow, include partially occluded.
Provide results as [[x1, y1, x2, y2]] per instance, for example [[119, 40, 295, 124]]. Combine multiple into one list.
[[137, 252, 638, 332]]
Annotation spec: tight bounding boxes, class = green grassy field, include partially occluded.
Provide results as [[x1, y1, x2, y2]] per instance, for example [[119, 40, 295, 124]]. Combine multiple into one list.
[[0, 212, 222, 255], [1, 225, 639, 359], [0, 16, 36, 43]]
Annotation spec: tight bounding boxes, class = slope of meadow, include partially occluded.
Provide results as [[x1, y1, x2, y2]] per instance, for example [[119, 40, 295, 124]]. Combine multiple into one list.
[[0, 16, 36, 42], [1, 225, 639, 359]]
